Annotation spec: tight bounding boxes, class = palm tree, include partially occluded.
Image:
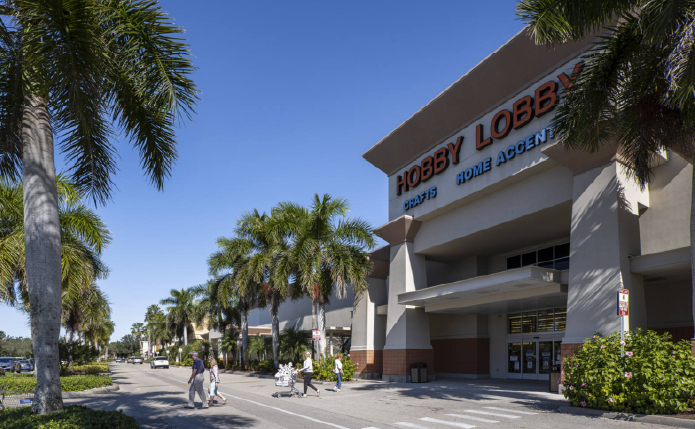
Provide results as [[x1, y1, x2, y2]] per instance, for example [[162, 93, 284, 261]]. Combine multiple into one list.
[[131, 322, 144, 353], [517, 1, 695, 331], [208, 238, 261, 368], [151, 312, 173, 353], [0, 177, 111, 311], [144, 305, 161, 356], [232, 210, 294, 369], [0, 0, 197, 414], [160, 288, 197, 345], [280, 327, 311, 363], [248, 336, 268, 361], [220, 325, 240, 367], [276, 194, 375, 355]]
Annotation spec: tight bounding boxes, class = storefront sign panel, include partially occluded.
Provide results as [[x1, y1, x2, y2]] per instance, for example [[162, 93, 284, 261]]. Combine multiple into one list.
[[389, 58, 584, 219]]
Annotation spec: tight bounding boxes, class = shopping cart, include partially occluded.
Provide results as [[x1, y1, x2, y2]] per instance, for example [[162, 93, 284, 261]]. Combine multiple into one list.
[[272, 372, 301, 398]]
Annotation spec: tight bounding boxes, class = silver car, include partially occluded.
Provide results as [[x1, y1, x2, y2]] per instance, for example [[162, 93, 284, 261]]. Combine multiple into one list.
[[0, 357, 14, 372], [132, 356, 143, 364]]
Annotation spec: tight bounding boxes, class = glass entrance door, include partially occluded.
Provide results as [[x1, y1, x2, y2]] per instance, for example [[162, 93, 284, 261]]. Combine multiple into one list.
[[522, 341, 537, 380], [507, 339, 559, 380]]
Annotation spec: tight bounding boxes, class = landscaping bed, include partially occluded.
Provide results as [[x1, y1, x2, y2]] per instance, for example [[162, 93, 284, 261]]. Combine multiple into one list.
[[0, 405, 139, 428], [0, 373, 112, 393], [60, 363, 110, 375]]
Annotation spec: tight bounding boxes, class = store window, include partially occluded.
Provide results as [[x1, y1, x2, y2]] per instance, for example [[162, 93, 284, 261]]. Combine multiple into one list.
[[507, 308, 567, 334], [507, 313, 522, 334], [506, 243, 570, 271]]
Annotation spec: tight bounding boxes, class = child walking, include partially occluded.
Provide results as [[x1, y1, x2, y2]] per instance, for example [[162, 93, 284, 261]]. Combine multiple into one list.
[[333, 353, 343, 392], [208, 357, 227, 406]]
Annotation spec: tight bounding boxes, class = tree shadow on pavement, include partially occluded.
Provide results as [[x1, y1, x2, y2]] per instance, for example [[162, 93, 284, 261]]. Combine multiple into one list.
[[65, 390, 259, 428], [349, 378, 567, 412]]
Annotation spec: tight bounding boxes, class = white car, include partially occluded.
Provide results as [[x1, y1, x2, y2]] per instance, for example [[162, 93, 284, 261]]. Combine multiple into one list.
[[132, 356, 143, 364], [150, 356, 169, 369]]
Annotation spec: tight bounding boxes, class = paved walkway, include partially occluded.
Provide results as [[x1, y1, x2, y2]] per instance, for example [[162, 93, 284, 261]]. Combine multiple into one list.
[[64, 363, 674, 429]]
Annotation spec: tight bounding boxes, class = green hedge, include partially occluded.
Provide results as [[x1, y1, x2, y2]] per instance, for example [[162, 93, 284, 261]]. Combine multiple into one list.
[[563, 329, 695, 414], [0, 373, 112, 393], [0, 405, 138, 428], [61, 363, 109, 375]]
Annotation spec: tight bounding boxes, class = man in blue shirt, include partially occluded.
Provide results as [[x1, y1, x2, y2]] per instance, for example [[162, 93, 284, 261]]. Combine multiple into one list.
[[186, 352, 208, 409]]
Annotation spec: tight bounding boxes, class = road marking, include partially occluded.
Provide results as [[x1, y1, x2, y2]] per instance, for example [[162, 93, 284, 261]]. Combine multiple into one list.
[[148, 371, 350, 429], [462, 410, 520, 419], [483, 407, 538, 415], [446, 413, 499, 423], [395, 423, 432, 429], [419, 417, 476, 428]]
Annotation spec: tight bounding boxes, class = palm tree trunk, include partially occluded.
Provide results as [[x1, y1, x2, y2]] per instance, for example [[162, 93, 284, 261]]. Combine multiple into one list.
[[22, 94, 63, 415], [241, 299, 249, 368], [183, 324, 188, 345], [318, 296, 326, 357], [270, 293, 280, 369]]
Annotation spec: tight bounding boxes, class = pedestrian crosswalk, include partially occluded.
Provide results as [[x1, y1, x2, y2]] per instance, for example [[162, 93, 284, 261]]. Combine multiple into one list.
[[391, 406, 538, 429]]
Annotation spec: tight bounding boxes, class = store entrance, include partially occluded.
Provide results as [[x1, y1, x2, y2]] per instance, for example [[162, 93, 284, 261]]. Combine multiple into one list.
[[507, 339, 561, 380]]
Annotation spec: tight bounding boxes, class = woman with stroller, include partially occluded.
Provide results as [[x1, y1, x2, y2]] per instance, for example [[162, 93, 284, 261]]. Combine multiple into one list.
[[299, 351, 320, 398]]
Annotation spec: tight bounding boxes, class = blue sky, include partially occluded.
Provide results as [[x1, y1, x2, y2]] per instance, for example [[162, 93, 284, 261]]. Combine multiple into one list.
[[0, 0, 525, 341]]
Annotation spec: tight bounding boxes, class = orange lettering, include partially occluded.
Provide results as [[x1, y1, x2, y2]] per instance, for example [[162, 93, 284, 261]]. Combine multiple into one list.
[[407, 165, 421, 188], [476, 124, 492, 150], [396, 173, 408, 195], [447, 136, 463, 164], [491, 109, 512, 139], [433, 148, 449, 175], [512, 95, 534, 129], [535, 81, 558, 117], [420, 156, 434, 182]]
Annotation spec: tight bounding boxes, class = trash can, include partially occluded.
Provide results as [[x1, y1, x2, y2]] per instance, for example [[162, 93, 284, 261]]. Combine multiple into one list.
[[549, 365, 561, 392], [410, 362, 428, 383]]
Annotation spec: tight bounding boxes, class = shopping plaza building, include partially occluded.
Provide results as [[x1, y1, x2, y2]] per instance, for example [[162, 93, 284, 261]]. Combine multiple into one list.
[[350, 29, 693, 382], [247, 29, 693, 383]]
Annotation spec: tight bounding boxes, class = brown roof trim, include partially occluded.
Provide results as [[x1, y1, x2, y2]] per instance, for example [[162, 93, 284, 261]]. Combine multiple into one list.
[[362, 28, 596, 176]]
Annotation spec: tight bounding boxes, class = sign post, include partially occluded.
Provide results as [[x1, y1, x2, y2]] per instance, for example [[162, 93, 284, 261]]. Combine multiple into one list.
[[618, 288, 629, 358], [178, 347, 183, 363]]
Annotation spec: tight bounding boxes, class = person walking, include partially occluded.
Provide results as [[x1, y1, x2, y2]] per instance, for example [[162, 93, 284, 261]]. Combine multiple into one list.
[[299, 351, 319, 398], [208, 357, 227, 406], [186, 352, 208, 409], [333, 353, 343, 392]]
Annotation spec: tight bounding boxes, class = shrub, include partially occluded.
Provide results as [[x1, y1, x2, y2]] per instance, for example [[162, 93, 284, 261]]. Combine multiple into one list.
[[563, 329, 695, 414], [61, 363, 109, 375], [58, 341, 99, 369], [1, 373, 112, 393], [0, 405, 138, 428], [258, 360, 274, 373], [311, 354, 357, 381], [182, 358, 193, 366]]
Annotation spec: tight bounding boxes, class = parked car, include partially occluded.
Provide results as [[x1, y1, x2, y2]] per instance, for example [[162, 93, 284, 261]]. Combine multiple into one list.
[[0, 357, 15, 372], [115, 357, 124, 363], [13, 359, 32, 373], [126, 357, 133, 363], [132, 356, 143, 364], [150, 356, 169, 369]]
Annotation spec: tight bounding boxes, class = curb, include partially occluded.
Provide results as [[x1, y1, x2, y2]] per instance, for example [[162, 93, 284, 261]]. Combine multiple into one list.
[[558, 406, 695, 428], [62, 383, 119, 398]]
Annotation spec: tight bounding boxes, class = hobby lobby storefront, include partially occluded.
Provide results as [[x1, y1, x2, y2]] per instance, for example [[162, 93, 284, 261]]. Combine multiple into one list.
[[350, 31, 694, 382]]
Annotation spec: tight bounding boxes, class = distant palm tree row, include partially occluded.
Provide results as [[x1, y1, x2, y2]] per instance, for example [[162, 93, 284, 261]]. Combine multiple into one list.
[[140, 194, 375, 368]]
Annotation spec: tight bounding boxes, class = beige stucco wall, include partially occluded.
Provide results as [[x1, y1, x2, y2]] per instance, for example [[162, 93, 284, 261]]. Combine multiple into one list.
[[640, 152, 692, 255]]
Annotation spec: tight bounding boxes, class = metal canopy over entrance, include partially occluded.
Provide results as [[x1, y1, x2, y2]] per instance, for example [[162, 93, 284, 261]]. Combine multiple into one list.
[[398, 266, 567, 313]]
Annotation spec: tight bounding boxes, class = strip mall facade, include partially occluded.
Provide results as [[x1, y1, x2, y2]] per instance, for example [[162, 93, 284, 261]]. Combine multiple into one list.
[[350, 31, 694, 382]]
